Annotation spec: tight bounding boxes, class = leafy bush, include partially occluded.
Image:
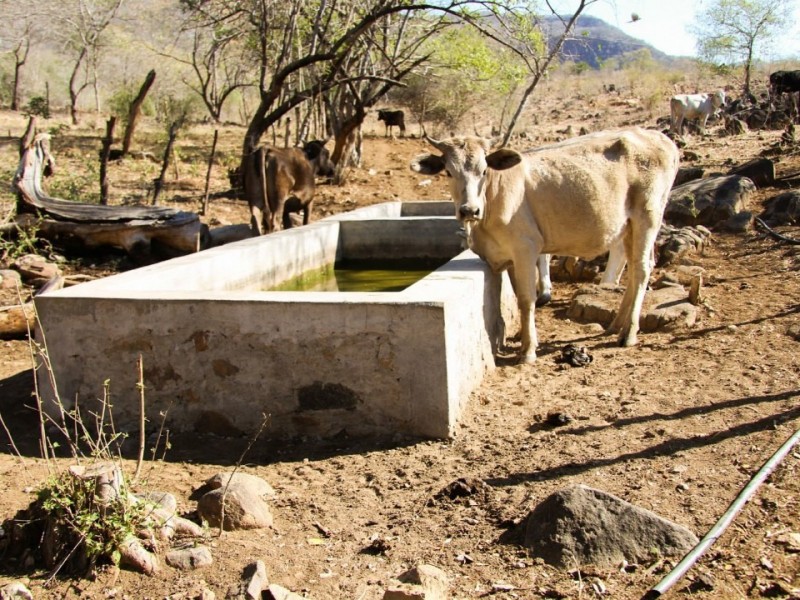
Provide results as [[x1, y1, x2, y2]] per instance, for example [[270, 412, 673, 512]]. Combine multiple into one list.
[[108, 87, 155, 127], [25, 96, 50, 119], [38, 467, 147, 570], [0, 220, 52, 265], [49, 162, 101, 204]]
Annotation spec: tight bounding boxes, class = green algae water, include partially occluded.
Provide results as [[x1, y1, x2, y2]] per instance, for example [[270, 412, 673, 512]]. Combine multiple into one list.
[[270, 258, 449, 292]]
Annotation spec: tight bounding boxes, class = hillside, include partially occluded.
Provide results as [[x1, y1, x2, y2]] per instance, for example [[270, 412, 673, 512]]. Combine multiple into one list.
[[545, 14, 674, 67]]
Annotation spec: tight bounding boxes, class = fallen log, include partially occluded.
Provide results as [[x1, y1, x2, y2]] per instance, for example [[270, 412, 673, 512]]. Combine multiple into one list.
[[0, 303, 35, 339], [12, 124, 208, 259]]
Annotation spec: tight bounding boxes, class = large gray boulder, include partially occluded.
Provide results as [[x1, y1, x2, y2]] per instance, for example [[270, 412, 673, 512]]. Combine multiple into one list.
[[524, 485, 698, 568], [666, 175, 755, 228]]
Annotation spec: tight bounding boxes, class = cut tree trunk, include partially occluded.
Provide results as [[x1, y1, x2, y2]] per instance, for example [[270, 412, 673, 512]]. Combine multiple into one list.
[[13, 122, 207, 259], [122, 69, 156, 157], [100, 117, 116, 205]]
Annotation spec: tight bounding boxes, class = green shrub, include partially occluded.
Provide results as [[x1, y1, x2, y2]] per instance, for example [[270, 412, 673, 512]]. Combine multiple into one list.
[[25, 96, 50, 119]]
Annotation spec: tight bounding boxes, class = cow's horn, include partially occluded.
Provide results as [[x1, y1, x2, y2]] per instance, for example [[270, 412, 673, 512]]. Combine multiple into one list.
[[424, 135, 450, 153]]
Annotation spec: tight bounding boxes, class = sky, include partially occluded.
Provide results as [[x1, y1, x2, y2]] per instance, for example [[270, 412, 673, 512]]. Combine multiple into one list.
[[568, 0, 800, 59]]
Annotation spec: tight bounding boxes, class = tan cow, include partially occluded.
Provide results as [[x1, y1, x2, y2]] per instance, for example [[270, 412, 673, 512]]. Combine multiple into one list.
[[410, 128, 679, 363]]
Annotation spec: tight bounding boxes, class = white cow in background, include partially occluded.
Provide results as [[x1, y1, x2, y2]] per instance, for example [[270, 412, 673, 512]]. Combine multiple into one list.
[[670, 91, 726, 136], [411, 128, 679, 364]]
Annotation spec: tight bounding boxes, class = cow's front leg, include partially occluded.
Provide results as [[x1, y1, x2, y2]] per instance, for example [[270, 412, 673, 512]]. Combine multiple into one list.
[[509, 257, 539, 364]]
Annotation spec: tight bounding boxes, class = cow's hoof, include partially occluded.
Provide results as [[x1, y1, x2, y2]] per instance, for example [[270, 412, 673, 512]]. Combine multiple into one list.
[[535, 292, 551, 307], [518, 352, 537, 364], [617, 331, 638, 347]]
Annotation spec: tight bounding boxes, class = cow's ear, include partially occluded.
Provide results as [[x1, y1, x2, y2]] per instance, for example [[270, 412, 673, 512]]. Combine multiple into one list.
[[486, 148, 522, 171], [410, 153, 445, 175]]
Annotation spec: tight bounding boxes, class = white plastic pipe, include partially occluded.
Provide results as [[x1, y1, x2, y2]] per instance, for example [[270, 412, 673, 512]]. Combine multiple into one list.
[[643, 426, 800, 599]]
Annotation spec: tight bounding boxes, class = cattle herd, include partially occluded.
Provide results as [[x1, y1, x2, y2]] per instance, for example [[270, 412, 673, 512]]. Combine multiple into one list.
[[241, 69, 798, 362]]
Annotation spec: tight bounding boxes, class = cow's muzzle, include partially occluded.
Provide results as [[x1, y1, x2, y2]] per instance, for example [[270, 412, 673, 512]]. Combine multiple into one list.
[[459, 204, 481, 220]]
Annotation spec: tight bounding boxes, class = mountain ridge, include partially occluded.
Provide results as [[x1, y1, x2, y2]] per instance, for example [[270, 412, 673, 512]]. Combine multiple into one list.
[[545, 15, 679, 67]]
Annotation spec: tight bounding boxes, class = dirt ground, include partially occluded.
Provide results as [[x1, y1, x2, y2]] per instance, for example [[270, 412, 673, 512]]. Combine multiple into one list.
[[0, 89, 799, 600]]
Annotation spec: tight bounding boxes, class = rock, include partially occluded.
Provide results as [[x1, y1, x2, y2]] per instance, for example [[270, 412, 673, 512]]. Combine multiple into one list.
[[656, 224, 712, 267], [204, 472, 276, 498], [673, 166, 704, 187], [666, 175, 755, 228], [384, 564, 450, 600], [13, 254, 62, 287], [198, 487, 273, 530], [165, 545, 213, 570], [728, 157, 775, 188], [719, 210, 753, 233], [265, 584, 306, 600], [638, 286, 698, 332], [0, 582, 33, 600], [208, 224, 254, 247], [119, 535, 160, 575], [568, 283, 699, 332], [760, 191, 800, 225], [226, 560, 269, 600], [775, 531, 800, 552], [0, 270, 23, 290], [524, 484, 698, 568], [136, 490, 178, 513]]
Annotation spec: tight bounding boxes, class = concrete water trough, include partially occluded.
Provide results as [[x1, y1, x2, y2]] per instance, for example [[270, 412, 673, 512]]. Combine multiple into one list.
[[34, 201, 516, 440]]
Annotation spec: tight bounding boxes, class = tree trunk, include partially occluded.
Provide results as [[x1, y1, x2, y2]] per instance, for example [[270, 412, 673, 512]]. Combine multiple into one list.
[[99, 117, 116, 205], [152, 122, 179, 206], [122, 70, 157, 156], [201, 129, 219, 216], [331, 109, 365, 185], [68, 47, 88, 126], [12, 60, 24, 112], [10, 37, 29, 112]]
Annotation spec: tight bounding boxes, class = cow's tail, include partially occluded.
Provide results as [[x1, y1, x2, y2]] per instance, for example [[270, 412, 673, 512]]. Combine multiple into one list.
[[257, 147, 273, 232]]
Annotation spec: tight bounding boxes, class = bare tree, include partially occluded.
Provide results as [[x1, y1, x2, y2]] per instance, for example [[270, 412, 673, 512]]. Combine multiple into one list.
[[158, 20, 256, 123], [691, 0, 795, 96], [0, 3, 44, 111], [10, 26, 32, 111], [495, 0, 598, 146], [180, 0, 598, 211], [52, 0, 126, 124]]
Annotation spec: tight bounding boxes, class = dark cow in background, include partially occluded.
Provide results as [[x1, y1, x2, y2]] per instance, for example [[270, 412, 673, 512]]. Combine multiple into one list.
[[377, 109, 406, 138], [770, 70, 800, 119], [247, 140, 335, 235], [770, 70, 800, 95]]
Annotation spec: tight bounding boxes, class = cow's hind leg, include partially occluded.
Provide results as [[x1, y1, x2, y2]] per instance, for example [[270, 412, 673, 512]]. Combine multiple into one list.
[[600, 239, 626, 285], [535, 254, 552, 307], [609, 215, 661, 347]]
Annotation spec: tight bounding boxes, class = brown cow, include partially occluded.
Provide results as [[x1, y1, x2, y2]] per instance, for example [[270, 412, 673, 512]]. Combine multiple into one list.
[[248, 140, 335, 235]]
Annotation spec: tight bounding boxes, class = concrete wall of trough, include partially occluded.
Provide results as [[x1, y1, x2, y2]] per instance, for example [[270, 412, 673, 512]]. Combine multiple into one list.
[[33, 202, 516, 441]]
